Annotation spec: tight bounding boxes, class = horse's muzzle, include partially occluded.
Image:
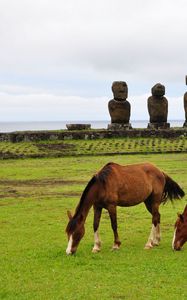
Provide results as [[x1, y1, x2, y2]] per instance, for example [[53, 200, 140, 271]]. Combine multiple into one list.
[[173, 242, 182, 251]]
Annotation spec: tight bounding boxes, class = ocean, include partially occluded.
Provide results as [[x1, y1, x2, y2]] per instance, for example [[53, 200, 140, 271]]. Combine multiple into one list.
[[0, 120, 184, 133]]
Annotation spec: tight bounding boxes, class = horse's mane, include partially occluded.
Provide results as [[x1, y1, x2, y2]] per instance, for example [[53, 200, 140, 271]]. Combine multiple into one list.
[[74, 175, 97, 217], [96, 162, 113, 184], [66, 175, 97, 234], [66, 163, 114, 234], [74, 163, 113, 216]]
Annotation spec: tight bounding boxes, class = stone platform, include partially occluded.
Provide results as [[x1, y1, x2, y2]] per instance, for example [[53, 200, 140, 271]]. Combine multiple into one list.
[[0, 128, 186, 142], [107, 123, 132, 130], [147, 122, 170, 129]]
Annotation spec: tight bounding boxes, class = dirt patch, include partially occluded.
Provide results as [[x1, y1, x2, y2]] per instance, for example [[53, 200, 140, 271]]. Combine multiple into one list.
[[0, 179, 85, 202], [36, 143, 76, 151], [0, 200, 19, 206], [0, 220, 10, 224], [0, 179, 85, 187], [0, 191, 81, 202]]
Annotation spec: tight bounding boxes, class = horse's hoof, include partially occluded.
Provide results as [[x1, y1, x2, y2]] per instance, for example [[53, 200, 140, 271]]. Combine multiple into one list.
[[92, 247, 101, 253], [152, 242, 159, 246], [112, 245, 120, 250], [144, 244, 153, 249]]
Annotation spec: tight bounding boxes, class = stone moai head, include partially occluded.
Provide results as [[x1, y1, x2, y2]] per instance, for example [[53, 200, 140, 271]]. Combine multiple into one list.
[[112, 81, 128, 101], [151, 83, 165, 97], [184, 76, 187, 123]]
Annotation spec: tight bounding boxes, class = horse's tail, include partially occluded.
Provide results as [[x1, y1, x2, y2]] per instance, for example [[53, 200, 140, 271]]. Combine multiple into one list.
[[162, 172, 185, 203]]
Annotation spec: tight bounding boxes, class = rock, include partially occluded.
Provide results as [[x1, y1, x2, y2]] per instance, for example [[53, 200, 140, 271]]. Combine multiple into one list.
[[66, 124, 91, 130]]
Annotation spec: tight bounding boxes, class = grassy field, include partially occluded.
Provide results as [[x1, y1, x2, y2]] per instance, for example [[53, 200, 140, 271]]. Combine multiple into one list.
[[0, 153, 187, 299]]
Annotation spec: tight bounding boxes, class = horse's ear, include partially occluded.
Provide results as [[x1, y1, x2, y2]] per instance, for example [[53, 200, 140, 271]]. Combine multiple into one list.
[[177, 213, 184, 222], [67, 210, 73, 220]]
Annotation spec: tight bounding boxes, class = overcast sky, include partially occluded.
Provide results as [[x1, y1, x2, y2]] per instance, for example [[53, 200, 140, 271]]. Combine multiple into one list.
[[0, 0, 187, 122]]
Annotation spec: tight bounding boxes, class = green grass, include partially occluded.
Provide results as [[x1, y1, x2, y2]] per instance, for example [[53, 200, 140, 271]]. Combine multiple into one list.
[[0, 137, 187, 158], [0, 154, 187, 299]]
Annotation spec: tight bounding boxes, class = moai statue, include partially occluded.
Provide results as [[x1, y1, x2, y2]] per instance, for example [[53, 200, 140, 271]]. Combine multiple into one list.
[[147, 83, 170, 129], [108, 81, 132, 130], [183, 75, 187, 127]]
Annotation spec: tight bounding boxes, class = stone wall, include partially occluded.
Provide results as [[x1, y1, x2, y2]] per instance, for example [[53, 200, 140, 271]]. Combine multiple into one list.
[[0, 128, 186, 142]]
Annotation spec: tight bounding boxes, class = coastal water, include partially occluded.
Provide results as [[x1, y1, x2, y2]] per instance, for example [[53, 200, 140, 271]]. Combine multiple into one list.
[[0, 120, 184, 133]]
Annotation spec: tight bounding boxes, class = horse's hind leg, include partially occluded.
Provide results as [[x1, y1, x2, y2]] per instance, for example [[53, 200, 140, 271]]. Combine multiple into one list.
[[107, 205, 121, 250], [144, 196, 161, 249], [92, 205, 102, 253]]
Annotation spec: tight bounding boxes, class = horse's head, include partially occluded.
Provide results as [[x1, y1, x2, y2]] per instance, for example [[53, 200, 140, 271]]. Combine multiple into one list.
[[65, 211, 85, 255], [172, 205, 187, 251]]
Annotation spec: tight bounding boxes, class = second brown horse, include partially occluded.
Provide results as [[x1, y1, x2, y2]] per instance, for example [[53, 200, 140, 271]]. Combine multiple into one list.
[[66, 162, 185, 255]]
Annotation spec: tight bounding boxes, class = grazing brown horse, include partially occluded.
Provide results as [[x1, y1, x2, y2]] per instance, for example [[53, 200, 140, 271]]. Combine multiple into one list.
[[172, 204, 187, 250], [66, 162, 185, 255]]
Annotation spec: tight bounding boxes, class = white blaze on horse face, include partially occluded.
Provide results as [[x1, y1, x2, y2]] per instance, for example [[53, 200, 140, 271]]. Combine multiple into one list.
[[66, 235, 73, 255], [172, 228, 177, 250]]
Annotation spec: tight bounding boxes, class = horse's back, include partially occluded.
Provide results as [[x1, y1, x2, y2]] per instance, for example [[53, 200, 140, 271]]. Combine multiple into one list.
[[102, 162, 163, 177], [113, 162, 165, 191], [96, 162, 165, 207]]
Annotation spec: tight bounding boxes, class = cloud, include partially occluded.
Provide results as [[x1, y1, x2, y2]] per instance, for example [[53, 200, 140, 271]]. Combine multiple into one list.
[[0, 84, 184, 122], [0, 84, 109, 121], [0, 0, 187, 121]]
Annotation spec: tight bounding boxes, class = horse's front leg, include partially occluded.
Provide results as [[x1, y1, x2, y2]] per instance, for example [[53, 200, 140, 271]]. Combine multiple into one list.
[[92, 205, 102, 253], [107, 205, 121, 250]]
